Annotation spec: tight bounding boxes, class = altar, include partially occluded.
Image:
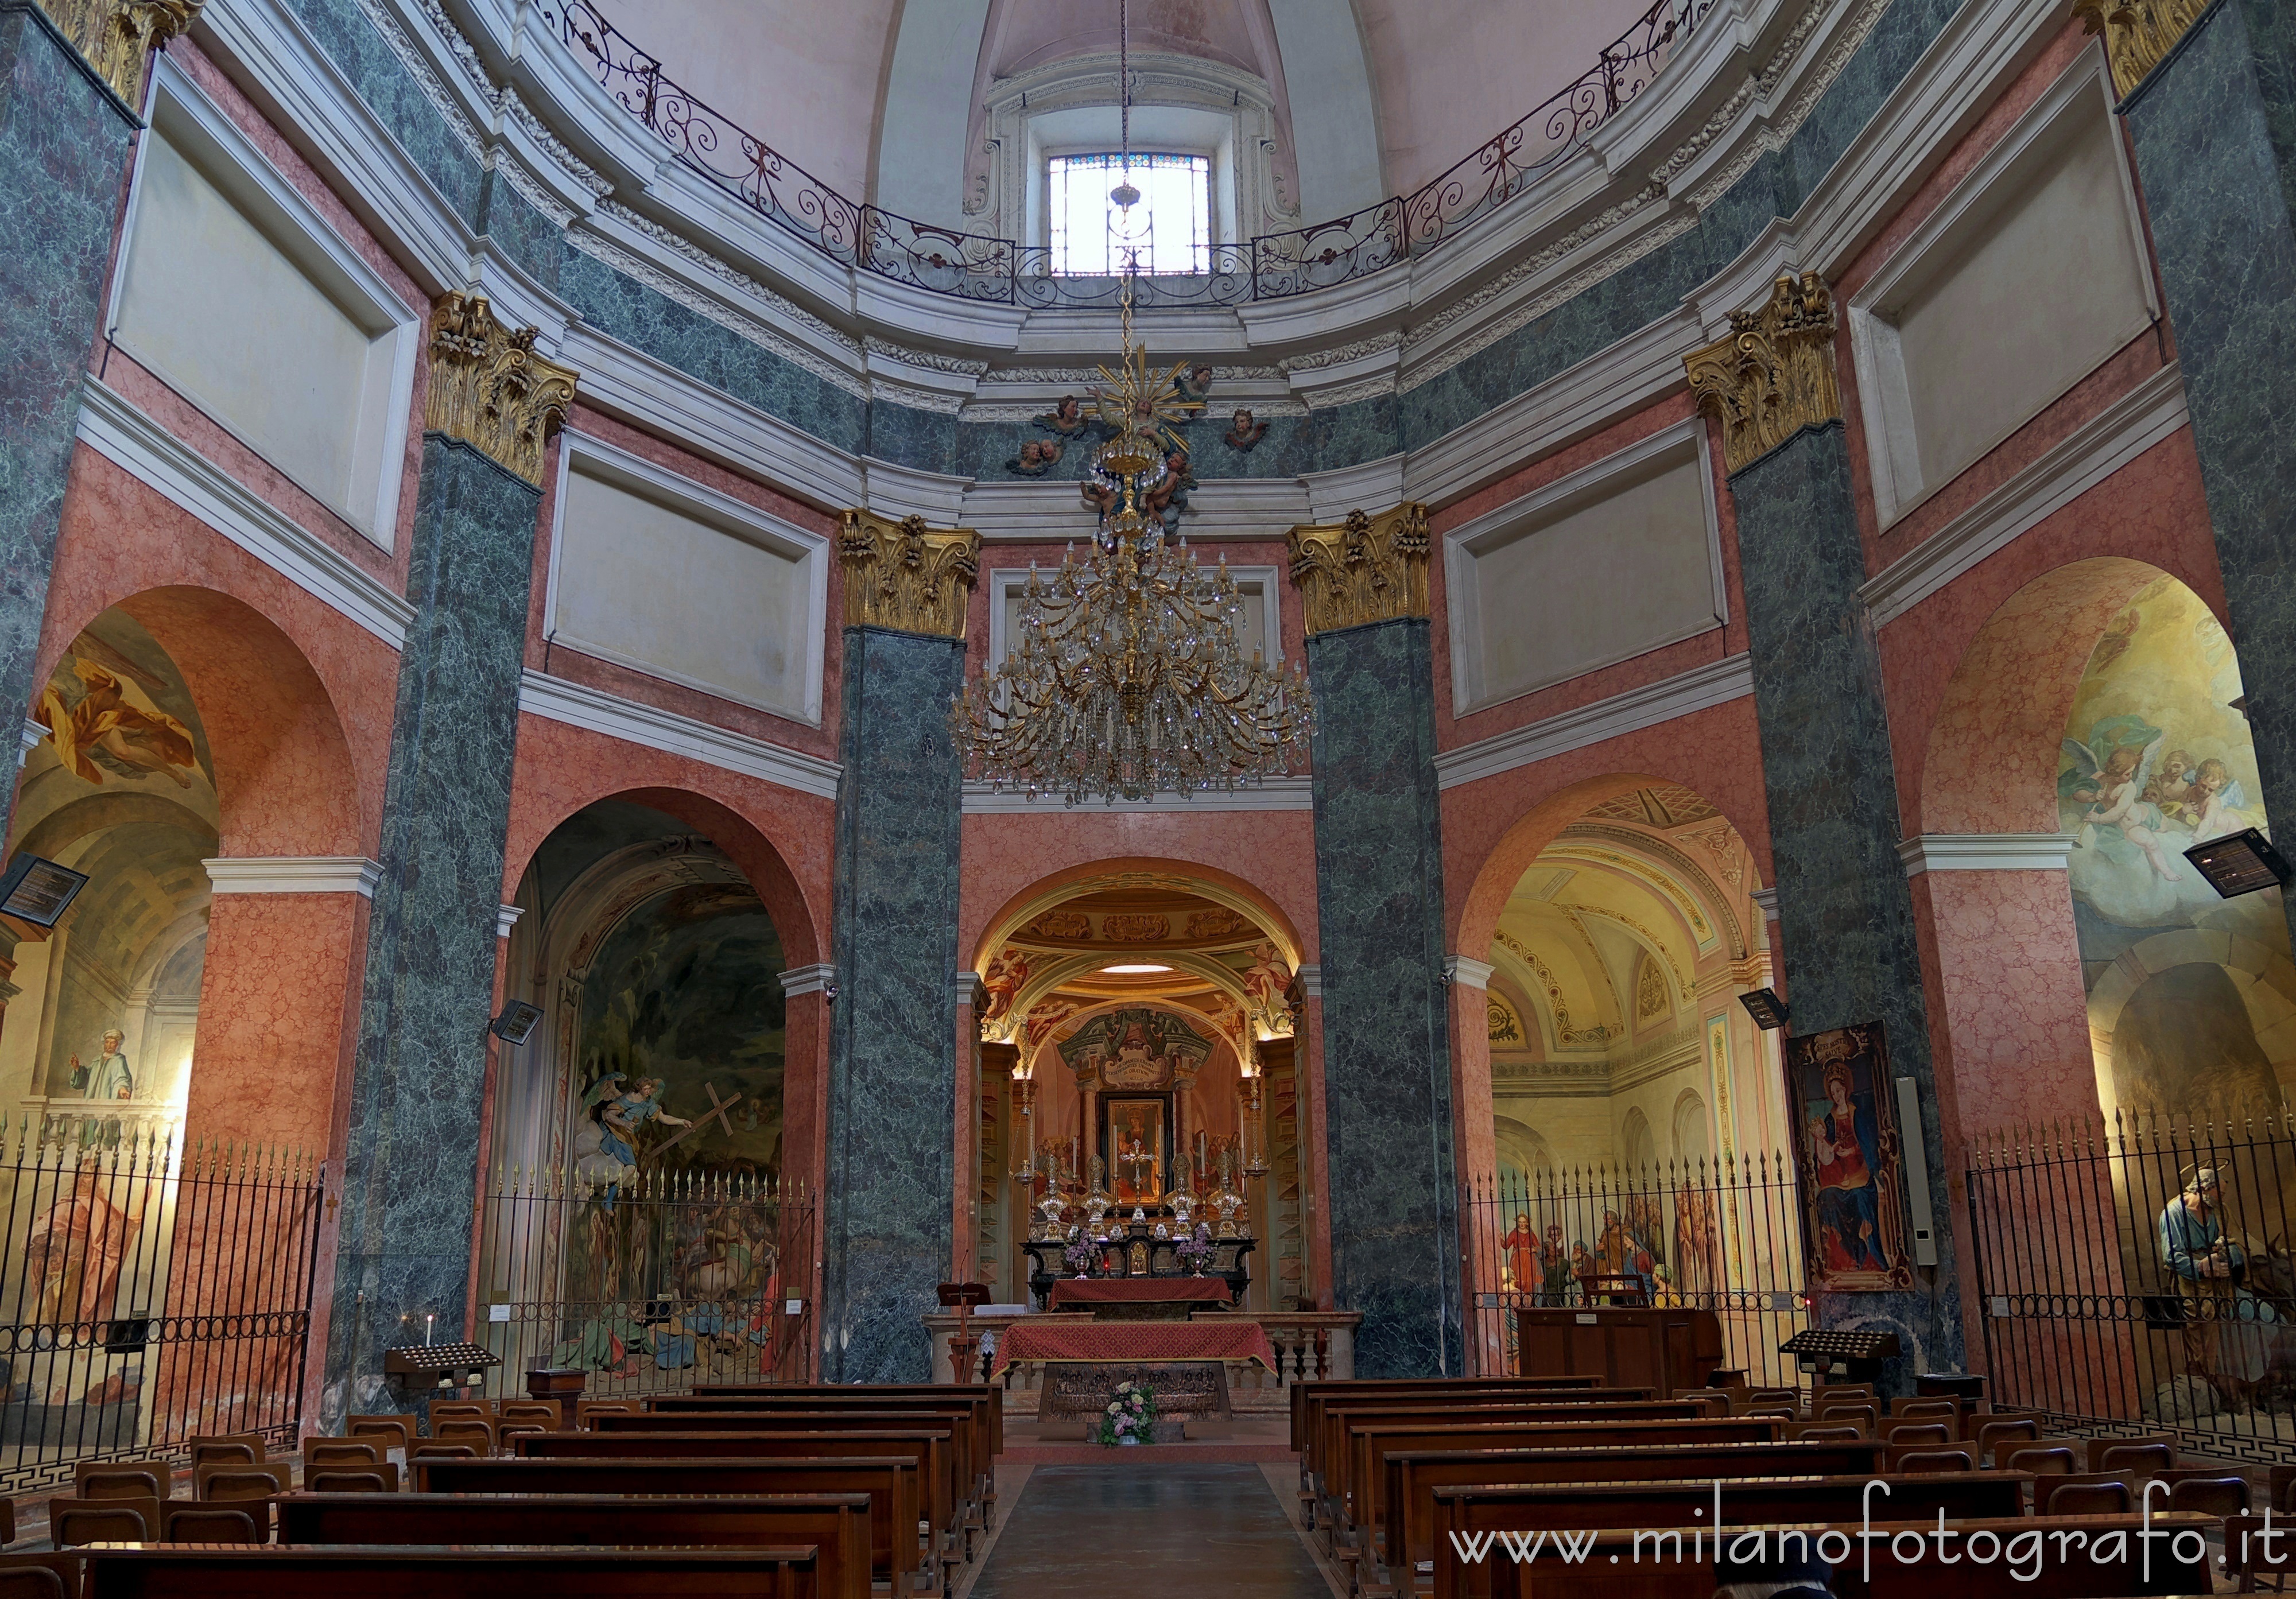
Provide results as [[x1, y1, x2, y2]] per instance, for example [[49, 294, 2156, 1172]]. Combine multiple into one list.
[[992, 1318, 1279, 1433]]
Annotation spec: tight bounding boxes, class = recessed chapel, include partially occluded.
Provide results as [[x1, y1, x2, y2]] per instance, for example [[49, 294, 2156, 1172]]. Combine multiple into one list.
[[0, 0, 2289, 1587]]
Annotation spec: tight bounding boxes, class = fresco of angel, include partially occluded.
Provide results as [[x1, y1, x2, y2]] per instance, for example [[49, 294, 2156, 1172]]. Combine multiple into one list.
[[39, 659, 197, 789], [2064, 721, 2179, 881]]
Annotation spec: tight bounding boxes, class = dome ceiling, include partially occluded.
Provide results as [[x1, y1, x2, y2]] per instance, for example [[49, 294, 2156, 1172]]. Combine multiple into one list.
[[592, 0, 1655, 234]]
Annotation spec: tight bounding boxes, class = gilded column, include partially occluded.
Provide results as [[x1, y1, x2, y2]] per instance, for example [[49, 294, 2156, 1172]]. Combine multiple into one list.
[[0, 0, 196, 847], [1687, 275, 1961, 1383], [2097, 0, 2296, 953], [821, 510, 978, 1380], [1286, 504, 1463, 1377], [323, 295, 575, 1421]]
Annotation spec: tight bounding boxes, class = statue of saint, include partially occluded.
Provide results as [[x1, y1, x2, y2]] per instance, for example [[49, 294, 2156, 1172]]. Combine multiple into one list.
[[69, 1029, 134, 1101]]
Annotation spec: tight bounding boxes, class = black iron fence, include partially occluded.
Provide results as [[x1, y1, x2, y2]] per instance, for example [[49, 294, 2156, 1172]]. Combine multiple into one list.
[[473, 1165, 812, 1399], [536, 0, 1717, 306], [0, 1123, 322, 1496], [1969, 1108, 2296, 1465], [1465, 1155, 1809, 1388]]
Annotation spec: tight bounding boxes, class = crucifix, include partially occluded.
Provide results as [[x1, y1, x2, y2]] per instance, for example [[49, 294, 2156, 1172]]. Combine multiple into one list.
[[650, 1082, 743, 1156], [1120, 1137, 1155, 1197]]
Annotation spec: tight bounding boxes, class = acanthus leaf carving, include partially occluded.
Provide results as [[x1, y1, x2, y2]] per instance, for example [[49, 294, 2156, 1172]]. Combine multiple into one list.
[[837, 510, 981, 638], [424, 292, 578, 487], [2072, 0, 2211, 100], [1285, 503, 1431, 635], [38, 0, 199, 107], [1684, 271, 1841, 476]]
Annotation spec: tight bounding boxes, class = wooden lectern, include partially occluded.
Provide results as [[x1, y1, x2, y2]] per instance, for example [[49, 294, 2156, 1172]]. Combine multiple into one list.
[[938, 1281, 991, 1383]]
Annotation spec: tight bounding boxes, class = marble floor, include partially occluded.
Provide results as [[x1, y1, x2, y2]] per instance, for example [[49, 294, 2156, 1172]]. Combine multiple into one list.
[[963, 1463, 1343, 1598]]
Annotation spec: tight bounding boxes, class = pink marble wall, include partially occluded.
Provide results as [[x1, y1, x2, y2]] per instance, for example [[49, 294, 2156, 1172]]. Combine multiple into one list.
[[185, 891, 369, 1152], [1442, 697, 1775, 961], [39, 450, 399, 855], [528, 407, 843, 760], [957, 813, 1319, 970], [1428, 394, 1751, 756], [1447, 977, 1500, 1369]]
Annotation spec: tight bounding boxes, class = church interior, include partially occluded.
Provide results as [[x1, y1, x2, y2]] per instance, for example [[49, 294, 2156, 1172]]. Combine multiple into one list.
[[0, 0, 2292, 1589]]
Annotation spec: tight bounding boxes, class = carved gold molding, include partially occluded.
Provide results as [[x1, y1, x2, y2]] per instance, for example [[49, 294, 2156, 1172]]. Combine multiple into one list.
[[2073, 0, 2210, 100], [1684, 271, 1841, 475], [424, 292, 578, 487], [1285, 503, 1432, 635], [837, 510, 981, 638], [36, 0, 198, 107]]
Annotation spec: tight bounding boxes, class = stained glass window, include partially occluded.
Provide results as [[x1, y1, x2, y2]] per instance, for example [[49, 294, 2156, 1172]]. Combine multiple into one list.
[[1048, 153, 1210, 277]]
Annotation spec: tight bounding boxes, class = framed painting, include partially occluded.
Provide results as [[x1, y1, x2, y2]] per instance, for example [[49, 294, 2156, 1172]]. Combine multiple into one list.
[[1102, 1095, 1170, 1207], [1784, 1021, 1914, 1292]]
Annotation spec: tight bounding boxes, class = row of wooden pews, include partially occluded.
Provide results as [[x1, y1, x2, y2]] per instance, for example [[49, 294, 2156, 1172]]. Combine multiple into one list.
[[0, 1382, 1004, 1598], [1291, 1376, 2232, 1599]]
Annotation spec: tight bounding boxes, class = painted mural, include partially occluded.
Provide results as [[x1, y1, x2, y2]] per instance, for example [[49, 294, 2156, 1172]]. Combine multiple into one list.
[[558, 880, 787, 1375], [11, 614, 219, 1118], [568, 882, 787, 1185], [2059, 578, 2293, 1115]]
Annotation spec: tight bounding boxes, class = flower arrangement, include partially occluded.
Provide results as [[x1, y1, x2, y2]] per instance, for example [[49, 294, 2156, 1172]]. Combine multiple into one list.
[[1097, 1380, 1158, 1446], [1174, 1224, 1216, 1275], [1062, 1236, 1098, 1277]]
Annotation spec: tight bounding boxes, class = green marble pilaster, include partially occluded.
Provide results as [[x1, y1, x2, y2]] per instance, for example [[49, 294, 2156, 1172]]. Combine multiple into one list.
[[1305, 616, 1462, 1379], [820, 624, 964, 1381], [0, 2, 135, 848], [1731, 420, 1963, 1388], [320, 437, 542, 1423], [2123, 0, 2296, 953]]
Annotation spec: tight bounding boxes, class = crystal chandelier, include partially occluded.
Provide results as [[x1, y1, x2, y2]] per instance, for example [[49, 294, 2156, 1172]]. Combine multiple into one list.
[[953, 292, 1314, 804]]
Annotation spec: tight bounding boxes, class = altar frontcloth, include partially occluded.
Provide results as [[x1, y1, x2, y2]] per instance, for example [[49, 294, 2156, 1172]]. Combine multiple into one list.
[[991, 1319, 1278, 1377], [1046, 1278, 1235, 1311]]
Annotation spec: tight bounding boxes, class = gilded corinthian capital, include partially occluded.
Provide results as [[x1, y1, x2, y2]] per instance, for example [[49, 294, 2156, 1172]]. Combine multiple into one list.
[[2073, 0, 2210, 100], [1684, 271, 1841, 475], [837, 510, 981, 638], [1285, 503, 1431, 635], [424, 292, 577, 486], [37, 0, 198, 106]]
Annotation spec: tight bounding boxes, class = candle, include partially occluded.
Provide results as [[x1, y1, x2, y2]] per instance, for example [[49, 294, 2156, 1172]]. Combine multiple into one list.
[[425, 1313, 435, 1347]]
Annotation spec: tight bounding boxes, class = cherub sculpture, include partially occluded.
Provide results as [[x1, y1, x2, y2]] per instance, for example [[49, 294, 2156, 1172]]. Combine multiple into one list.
[[1221, 406, 1269, 452], [1005, 437, 1064, 477]]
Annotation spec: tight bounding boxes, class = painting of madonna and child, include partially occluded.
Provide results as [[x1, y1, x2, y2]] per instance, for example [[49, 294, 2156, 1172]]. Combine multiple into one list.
[[1785, 1023, 1914, 1293], [555, 882, 789, 1383]]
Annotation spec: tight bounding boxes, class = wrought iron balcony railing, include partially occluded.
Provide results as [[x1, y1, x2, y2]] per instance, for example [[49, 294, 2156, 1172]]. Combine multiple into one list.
[[537, 0, 1719, 308]]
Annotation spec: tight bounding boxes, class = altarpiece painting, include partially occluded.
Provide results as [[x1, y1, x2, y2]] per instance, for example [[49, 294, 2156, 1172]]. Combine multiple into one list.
[[1784, 1022, 1913, 1291]]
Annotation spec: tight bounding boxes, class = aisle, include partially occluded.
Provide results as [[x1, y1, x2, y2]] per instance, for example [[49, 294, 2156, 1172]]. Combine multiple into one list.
[[965, 1464, 1340, 1598]]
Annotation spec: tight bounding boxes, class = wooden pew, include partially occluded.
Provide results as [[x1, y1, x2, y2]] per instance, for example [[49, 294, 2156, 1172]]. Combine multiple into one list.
[[1426, 1475, 2029, 1599], [275, 1492, 872, 1599], [1433, 1512, 2216, 1599], [80, 1544, 824, 1599], [413, 1456, 923, 1590], [1380, 1438, 1892, 1586], [647, 1391, 1002, 1528], [1292, 1378, 1604, 1456], [516, 1431, 959, 1584], [1301, 1385, 1647, 1500], [1337, 1414, 1776, 1554], [689, 1384, 1005, 1463], [599, 1408, 987, 1551], [1309, 1396, 1669, 1527]]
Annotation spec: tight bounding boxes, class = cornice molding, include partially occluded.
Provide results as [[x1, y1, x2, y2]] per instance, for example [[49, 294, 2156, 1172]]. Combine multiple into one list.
[[203, 856, 382, 896], [778, 963, 836, 997], [1897, 833, 2078, 875], [1436, 654, 1754, 790], [960, 778, 1313, 814], [517, 669, 841, 799], [73, 379, 415, 647]]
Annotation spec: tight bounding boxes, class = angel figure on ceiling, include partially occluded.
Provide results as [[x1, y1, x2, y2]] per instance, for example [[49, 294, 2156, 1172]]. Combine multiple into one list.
[[2065, 723, 2180, 881], [1033, 395, 1096, 438], [1174, 364, 1215, 406], [1006, 438, 1064, 476], [1222, 407, 1269, 452]]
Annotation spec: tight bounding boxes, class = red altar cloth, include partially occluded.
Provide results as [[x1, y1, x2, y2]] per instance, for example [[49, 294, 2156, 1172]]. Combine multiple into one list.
[[1046, 1278, 1235, 1311], [990, 1319, 1279, 1378]]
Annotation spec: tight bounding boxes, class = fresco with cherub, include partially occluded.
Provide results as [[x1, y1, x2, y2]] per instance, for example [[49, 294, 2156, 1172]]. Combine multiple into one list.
[[2057, 577, 2293, 1114]]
